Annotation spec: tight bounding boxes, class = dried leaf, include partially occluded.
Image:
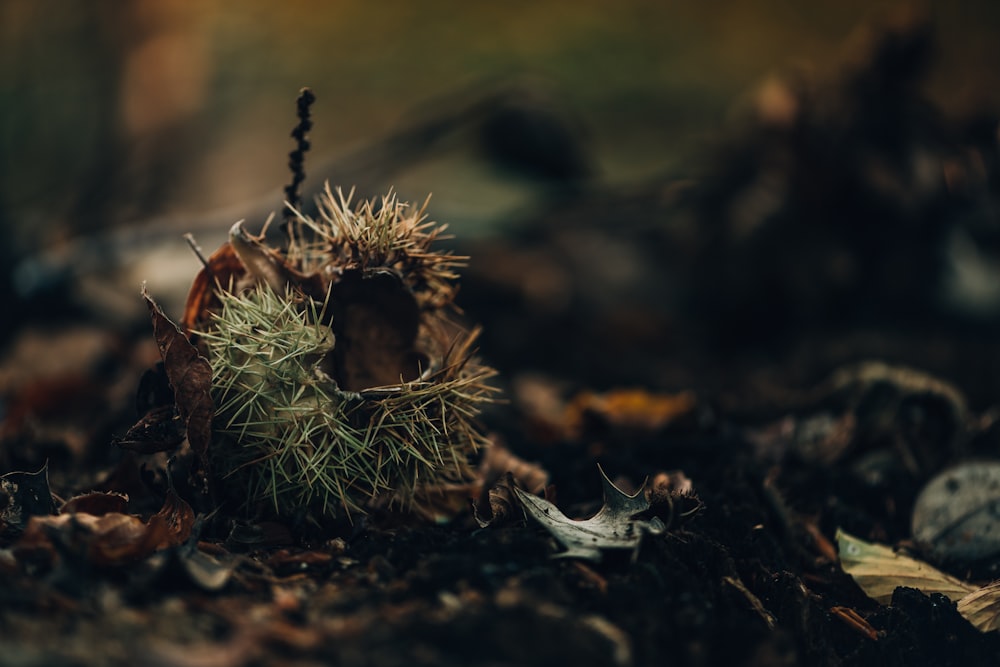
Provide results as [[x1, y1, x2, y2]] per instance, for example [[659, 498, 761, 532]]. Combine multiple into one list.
[[474, 472, 519, 528], [116, 404, 186, 454], [19, 490, 194, 567], [181, 242, 247, 332], [912, 461, 1000, 562], [566, 389, 696, 436], [958, 581, 1000, 632], [148, 489, 197, 549], [513, 465, 666, 561], [143, 286, 214, 464], [0, 465, 55, 534], [957, 580, 1000, 633], [836, 529, 976, 605], [61, 491, 129, 515]]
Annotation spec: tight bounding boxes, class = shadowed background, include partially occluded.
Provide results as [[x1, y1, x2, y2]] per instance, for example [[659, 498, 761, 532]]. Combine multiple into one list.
[[3, 0, 1000, 400], [4, 1, 999, 246]]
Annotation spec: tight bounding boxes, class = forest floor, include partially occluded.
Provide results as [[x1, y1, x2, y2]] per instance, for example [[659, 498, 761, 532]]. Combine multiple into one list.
[[4, 14, 1000, 667]]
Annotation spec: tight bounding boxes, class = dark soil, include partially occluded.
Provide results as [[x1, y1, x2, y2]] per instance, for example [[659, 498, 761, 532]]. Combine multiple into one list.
[[4, 14, 1000, 667]]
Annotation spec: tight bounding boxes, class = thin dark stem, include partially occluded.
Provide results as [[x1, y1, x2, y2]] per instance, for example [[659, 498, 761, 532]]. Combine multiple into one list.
[[284, 87, 316, 236]]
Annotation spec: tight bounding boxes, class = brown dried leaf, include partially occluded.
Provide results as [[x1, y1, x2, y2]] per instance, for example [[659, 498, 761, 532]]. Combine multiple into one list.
[[147, 489, 196, 549], [566, 388, 696, 437], [61, 491, 129, 516], [116, 404, 186, 454], [19, 490, 194, 567], [480, 473, 519, 527], [143, 287, 214, 464], [181, 242, 247, 332]]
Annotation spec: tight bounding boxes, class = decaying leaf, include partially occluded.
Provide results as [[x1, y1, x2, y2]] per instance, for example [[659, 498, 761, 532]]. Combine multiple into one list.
[[565, 389, 697, 437], [513, 466, 666, 561], [912, 461, 1000, 562], [473, 472, 522, 528], [17, 490, 195, 567], [61, 491, 129, 515], [836, 529, 976, 604], [957, 580, 1000, 633], [180, 241, 248, 332], [116, 404, 186, 454], [838, 529, 1000, 633], [143, 287, 214, 464], [474, 441, 551, 528], [0, 465, 55, 534]]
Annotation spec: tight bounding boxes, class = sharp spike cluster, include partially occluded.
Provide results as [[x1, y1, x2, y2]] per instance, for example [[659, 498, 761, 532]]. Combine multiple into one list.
[[197, 187, 497, 520]]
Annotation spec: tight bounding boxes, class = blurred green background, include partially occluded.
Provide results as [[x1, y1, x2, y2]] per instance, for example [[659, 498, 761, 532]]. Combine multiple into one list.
[[2, 0, 1000, 255]]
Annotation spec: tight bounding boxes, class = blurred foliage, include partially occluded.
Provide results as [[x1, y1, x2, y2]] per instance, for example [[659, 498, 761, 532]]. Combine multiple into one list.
[[2, 0, 1000, 254]]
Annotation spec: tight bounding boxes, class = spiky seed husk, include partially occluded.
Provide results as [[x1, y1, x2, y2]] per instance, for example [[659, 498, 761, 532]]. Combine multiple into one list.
[[198, 187, 496, 520]]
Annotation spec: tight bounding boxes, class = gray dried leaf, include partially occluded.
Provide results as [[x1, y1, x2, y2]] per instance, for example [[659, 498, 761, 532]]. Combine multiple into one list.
[[513, 465, 666, 561], [912, 461, 1000, 562]]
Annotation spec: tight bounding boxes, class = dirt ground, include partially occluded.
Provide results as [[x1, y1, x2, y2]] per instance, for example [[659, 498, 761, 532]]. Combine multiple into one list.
[[4, 14, 1000, 667]]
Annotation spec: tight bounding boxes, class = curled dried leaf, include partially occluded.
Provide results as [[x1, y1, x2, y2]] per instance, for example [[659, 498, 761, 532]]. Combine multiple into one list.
[[181, 242, 248, 332], [18, 490, 194, 567], [61, 492, 129, 516], [514, 465, 666, 561], [143, 287, 214, 465], [473, 472, 520, 528], [116, 404, 185, 454]]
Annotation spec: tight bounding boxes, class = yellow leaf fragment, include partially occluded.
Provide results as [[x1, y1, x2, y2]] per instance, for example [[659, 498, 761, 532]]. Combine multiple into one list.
[[836, 529, 976, 605], [957, 581, 1000, 633]]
